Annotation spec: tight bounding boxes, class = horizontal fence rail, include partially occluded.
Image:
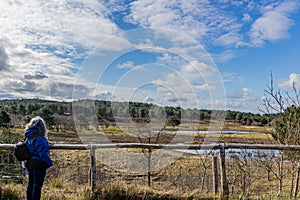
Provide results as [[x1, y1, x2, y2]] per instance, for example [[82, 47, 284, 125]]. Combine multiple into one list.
[[2, 143, 300, 150], [1, 143, 300, 199]]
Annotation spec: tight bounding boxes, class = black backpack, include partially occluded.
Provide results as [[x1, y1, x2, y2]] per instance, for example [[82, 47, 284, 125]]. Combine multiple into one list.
[[14, 132, 40, 161]]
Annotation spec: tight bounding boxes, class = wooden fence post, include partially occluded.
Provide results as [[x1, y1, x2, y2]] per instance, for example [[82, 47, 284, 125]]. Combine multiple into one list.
[[219, 144, 229, 200], [212, 156, 219, 195], [89, 145, 96, 195]]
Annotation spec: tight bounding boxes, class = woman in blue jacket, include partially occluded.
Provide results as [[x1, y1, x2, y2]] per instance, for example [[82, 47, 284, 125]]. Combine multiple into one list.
[[25, 116, 56, 200]]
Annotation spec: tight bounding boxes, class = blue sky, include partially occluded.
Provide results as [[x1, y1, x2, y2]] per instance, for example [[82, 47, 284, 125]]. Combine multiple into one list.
[[0, 0, 299, 113]]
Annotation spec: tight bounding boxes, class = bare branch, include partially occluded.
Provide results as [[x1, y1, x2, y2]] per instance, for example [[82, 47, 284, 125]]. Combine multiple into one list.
[[285, 83, 300, 107], [294, 82, 300, 106], [263, 72, 285, 113]]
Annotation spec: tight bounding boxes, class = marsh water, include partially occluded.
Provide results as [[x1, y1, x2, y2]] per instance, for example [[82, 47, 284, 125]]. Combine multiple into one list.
[[159, 130, 262, 134], [160, 130, 281, 160]]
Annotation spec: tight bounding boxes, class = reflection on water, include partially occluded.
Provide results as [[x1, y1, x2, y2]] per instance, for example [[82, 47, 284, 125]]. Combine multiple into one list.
[[175, 149, 281, 160], [162, 130, 278, 160], [159, 130, 263, 134]]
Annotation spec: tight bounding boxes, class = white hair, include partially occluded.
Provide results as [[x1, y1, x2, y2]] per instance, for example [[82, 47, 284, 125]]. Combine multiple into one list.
[[26, 116, 48, 136]]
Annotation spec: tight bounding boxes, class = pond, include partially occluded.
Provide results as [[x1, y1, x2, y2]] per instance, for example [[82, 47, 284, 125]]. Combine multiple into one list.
[[156, 130, 280, 160], [175, 148, 281, 160], [159, 130, 262, 134]]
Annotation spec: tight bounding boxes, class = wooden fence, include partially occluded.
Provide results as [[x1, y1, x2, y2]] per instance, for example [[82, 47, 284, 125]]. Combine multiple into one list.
[[1, 143, 300, 199]]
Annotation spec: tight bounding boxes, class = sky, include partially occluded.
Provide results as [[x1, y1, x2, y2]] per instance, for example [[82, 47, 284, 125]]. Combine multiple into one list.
[[0, 0, 300, 113]]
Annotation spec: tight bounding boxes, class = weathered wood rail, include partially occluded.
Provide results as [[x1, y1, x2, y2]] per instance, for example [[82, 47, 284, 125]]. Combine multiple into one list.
[[1, 143, 300, 199], [2, 142, 300, 150]]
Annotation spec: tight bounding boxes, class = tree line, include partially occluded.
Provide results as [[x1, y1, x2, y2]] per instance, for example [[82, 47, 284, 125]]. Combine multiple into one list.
[[0, 98, 273, 132]]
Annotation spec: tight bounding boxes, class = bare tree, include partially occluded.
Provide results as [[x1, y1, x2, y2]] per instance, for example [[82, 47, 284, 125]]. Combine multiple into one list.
[[227, 150, 260, 198], [133, 106, 167, 187], [260, 72, 300, 198], [193, 150, 214, 193]]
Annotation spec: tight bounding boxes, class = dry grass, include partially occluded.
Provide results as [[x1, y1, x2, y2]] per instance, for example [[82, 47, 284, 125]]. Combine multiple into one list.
[[0, 122, 283, 199], [0, 184, 25, 199], [198, 132, 273, 140], [222, 121, 272, 132], [94, 179, 216, 200], [1, 148, 297, 200]]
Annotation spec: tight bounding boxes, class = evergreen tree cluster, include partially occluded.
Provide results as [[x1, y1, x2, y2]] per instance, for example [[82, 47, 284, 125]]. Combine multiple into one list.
[[0, 99, 272, 131]]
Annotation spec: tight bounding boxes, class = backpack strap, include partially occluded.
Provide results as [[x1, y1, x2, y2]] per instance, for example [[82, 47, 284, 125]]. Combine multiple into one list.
[[25, 132, 41, 142]]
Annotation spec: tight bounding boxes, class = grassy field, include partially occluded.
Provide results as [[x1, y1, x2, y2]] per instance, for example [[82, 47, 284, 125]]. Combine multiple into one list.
[[1, 122, 281, 199], [45, 120, 274, 145], [2, 145, 295, 200]]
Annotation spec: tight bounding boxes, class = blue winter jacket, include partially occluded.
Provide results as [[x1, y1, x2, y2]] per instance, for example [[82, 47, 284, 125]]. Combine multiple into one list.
[[25, 128, 53, 168]]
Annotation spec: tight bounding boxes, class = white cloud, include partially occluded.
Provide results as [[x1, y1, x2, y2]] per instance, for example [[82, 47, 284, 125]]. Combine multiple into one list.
[[152, 60, 217, 97], [126, 0, 240, 44], [277, 73, 300, 91], [151, 60, 220, 109], [0, 0, 123, 100], [212, 50, 236, 62], [0, 0, 298, 113], [98, 35, 133, 51], [95, 90, 115, 101], [0, 45, 9, 71], [226, 87, 259, 112], [215, 32, 243, 47], [249, 1, 299, 46], [117, 61, 135, 69], [116, 61, 147, 72], [2, 2, 103, 49], [2, 0, 120, 53], [222, 73, 244, 83], [182, 61, 216, 79], [156, 53, 185, 67], [144, 96, 154, 103], [124, 0, 299, 50], [242, 13, 252, 22], [227, 87, 253, 99], [242, 88, 252, 96]]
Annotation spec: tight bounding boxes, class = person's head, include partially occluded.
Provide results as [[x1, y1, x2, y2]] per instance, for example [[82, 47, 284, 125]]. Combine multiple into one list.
[[26, 116, 48, 136]]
